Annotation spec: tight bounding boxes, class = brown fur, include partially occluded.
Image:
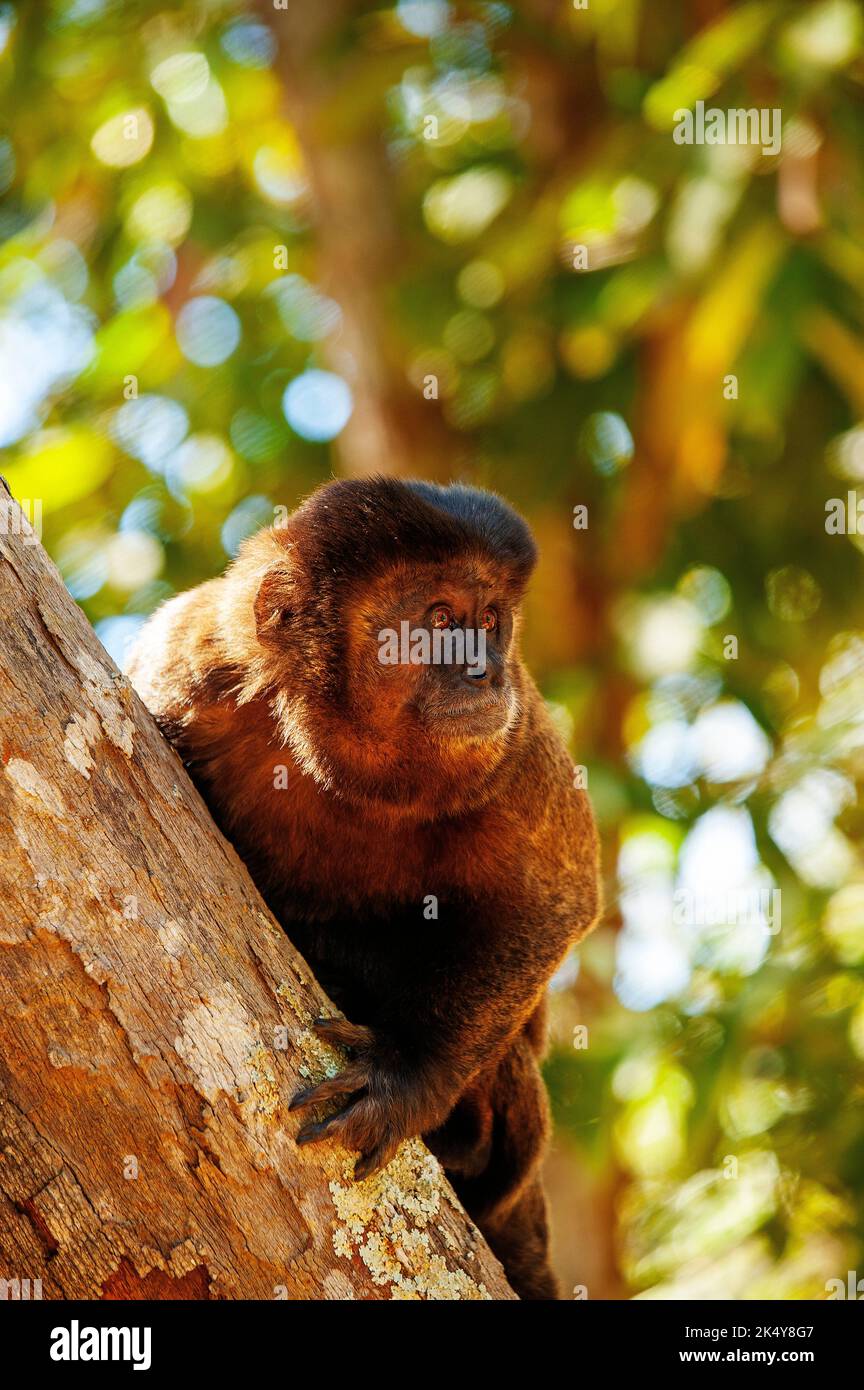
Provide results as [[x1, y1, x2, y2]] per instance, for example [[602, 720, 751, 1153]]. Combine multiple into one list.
[[127, 478, 600, 1299]]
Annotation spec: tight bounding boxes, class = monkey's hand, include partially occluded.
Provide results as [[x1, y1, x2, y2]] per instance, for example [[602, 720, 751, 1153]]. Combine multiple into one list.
[[289, 1017, 444, 1180]]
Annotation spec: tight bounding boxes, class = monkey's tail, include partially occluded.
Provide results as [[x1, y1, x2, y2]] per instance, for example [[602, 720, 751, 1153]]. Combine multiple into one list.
[[449, 1034, 550, 1224]]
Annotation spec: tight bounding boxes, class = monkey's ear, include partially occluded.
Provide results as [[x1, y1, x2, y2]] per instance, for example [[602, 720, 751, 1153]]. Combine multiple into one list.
[[254, 566, 296, 647]]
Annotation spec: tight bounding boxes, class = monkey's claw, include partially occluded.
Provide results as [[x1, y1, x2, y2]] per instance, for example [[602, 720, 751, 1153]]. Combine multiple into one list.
[[291, 1017, 413, 1178], [311, 1017, 375, 1051], [289, 1064, 367, 1113], [353, 1146, 392, 1181]]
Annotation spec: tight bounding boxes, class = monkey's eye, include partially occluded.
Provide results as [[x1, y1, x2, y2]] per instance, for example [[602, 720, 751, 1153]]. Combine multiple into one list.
[[431, 605, 454, 630], [480, 607, 497, 631]]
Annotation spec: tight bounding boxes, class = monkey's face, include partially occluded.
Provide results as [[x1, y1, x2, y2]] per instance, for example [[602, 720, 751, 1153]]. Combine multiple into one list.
[[250, 478, 536, 809], [353, 560, 521, 747]]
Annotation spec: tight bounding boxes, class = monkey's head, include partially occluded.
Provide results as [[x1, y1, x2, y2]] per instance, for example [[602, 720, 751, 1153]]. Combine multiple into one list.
[[240, 478, 538, 813]]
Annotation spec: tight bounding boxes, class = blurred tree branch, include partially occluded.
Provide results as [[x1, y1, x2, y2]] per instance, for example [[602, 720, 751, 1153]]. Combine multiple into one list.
[[263, 2, 457, 478]]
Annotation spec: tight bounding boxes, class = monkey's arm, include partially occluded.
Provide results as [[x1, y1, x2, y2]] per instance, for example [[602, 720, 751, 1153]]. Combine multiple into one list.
[[291, 790, 599, 1177]]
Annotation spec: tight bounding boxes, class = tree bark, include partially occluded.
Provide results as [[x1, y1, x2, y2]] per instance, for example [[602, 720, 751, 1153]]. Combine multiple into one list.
[[0, 489, 514, 1301]]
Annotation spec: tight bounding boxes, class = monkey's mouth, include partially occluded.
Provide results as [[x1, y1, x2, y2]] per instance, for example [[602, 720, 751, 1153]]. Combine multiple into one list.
[[422, 690, 511, 738]]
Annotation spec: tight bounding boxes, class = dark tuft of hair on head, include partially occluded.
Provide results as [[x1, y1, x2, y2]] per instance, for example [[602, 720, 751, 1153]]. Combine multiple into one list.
[[285, 477, 537, 600]]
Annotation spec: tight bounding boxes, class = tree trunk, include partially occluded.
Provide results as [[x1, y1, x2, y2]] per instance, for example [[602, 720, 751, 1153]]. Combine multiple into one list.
[[0, 488, 514, 1301], [262, 1, 460, 481]]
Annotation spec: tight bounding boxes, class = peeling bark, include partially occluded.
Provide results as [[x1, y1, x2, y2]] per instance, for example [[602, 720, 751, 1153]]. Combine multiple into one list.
[[0, 492, 514, 1301]]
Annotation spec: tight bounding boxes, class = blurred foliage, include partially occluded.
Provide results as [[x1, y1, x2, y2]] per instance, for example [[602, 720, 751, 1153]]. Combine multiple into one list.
[[3, 0, 864, 1299]]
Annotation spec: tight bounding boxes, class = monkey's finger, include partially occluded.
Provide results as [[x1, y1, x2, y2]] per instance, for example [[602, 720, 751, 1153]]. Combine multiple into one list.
[[353, 1141, 399, 1182], [312, 1017, 375, 1051], [295, 1107, 354, 1147], [288, 1066, 368, 1112]]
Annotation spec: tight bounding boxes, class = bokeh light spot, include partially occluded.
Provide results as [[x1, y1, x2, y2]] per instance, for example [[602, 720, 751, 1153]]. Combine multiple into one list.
[[222, 495, 277, 557], [91, 109, 154, 167], [582, 410, 634, 475], [112, 395, 189, 471], [282, 369, 353, 442], [423, 166, 512, 243], [150, 52, 210, 103], [220, 19, 276, 69], [126, 182, 193, 246], [175, 296, 241, 367], [766, 565, 821, 622], [677, 565, 731, 623]]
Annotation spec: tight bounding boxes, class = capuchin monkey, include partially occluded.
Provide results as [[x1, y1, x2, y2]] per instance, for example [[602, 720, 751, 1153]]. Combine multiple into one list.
[[127, 477, 600, 1300]]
